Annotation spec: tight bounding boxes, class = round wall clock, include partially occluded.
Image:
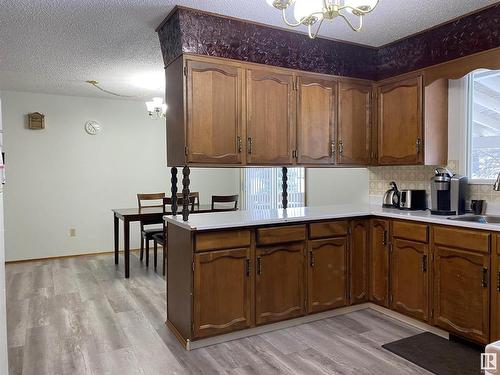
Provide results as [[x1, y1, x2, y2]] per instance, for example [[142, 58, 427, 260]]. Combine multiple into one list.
[[84, 121, 102, 135]]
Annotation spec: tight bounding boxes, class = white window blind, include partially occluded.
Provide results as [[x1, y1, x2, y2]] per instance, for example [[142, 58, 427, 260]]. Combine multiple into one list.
[[241, 168, 305, 210], [468, 70, 500, 180]]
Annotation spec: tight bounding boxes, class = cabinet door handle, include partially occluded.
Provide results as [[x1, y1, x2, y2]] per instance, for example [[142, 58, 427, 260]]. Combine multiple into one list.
[[416, 138, 422, 154], [482, 267, 488, 288], [497, 271, 500, 292], [237, 136, 242, 153], [338, 140, 344, 157], [422, 254, 427, 273], [247, 137, 253, 155], [330, 141, 336, 157], [382, 230, 388, 246], [246, 258, 251, 277], [257, 256, 262, 275], [309, 251, 315, 267]]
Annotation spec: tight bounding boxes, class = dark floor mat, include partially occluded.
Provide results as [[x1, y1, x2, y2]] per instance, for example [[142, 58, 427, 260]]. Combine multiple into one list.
[[382, 332, 483, 375]]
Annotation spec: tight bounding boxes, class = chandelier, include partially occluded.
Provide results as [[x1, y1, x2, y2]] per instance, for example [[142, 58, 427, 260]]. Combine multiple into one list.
[[267, 0, 379, 39], [146, 97, 167, 120]]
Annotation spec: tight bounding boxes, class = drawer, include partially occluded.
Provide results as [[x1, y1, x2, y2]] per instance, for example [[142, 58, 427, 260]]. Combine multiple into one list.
[[195, 230, 251, 252], [393, 221, 428, 243], [433, 226, 490, 253], [256, 225, 306, 245], [309, 221, 349, 239]]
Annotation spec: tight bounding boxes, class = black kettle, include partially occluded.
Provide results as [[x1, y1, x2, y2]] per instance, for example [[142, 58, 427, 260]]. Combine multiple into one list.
[[383, 181, 400, 208]]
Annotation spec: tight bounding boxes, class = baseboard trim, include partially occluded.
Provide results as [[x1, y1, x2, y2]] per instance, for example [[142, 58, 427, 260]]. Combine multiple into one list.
[[5, 248, 141, 264], [184, 303, 449, 350]]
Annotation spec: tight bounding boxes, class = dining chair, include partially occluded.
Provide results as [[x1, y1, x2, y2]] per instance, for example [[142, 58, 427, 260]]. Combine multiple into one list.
[[137, 192, 165, 267], [153, 196, 196, 276], [211, 195, 239, 211], [176, 191, 200, 208]]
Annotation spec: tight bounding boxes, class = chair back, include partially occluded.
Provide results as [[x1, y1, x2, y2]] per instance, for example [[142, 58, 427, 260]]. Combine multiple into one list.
[[176, 192, 200, 208], [137, 193, 165, 227], [211, 195, 238, 211]]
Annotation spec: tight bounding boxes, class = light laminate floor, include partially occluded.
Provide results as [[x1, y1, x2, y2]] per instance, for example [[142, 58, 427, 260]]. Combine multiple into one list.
[[6, 252, 432, 375]]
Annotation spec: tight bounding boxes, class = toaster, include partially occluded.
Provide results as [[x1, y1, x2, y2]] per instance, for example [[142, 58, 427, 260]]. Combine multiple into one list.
[[399, 190, 427, 211]]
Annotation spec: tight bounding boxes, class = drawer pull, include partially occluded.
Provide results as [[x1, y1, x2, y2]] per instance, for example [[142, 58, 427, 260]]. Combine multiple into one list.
[[382, 230, 388, 246], [482, 267, 488, 288], [247, 137, 253, 155], [237, 136, 242, 153], [257, 256, 262, 275]]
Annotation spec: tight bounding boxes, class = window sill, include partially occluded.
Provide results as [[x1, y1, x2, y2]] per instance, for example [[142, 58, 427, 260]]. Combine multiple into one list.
[[468, 179, 495, 185]]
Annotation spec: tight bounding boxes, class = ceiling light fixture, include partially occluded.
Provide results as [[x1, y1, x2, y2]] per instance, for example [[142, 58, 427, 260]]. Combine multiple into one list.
[[266, 0, 379, 39], [146, 97, 167, 120]]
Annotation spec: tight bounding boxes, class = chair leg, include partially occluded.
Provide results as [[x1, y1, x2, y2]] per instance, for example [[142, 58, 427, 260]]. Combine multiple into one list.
[[146, 238, 150, 267], [154, 241, 158, 270], [140, 236, 144, 261]]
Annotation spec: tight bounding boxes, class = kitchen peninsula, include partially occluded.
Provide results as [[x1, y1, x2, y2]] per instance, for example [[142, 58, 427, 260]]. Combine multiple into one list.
[[166, 204, 500, 349]]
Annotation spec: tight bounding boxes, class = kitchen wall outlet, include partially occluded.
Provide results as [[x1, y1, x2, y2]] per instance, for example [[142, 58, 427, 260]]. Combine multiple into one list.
[[69, 228, 76, 237]]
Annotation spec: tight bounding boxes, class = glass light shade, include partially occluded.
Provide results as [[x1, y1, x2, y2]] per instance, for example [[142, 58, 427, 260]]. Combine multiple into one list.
[[266, 0, 275, 6], [145, 101, 155, 112], [294, 0, 324, 22], [161, 104, 167, 114], [344, 0, 378, 12], [152, 97, 163, 105]]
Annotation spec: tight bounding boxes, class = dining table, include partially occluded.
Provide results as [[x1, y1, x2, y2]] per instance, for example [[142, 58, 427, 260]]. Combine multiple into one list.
[[112, 204, 217, 278]]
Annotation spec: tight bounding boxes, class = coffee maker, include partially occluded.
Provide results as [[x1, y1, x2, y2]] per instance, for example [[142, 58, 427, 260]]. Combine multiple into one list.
[[430, 168, 468, 215]]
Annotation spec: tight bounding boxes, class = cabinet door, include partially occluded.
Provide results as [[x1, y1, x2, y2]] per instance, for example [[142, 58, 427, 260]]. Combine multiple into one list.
[[193, 248, 253, 338], [186, 60, 243, 164], [391, 239, 429, 321], [377, 76, 423, 165], [492, 242, 500, 341], [433, 246, 490, 344], [256, 243, 305, 325], [337, 81, 371, 165], [370, 219, 390, 307], [350, 220, 369, 304], [247, 70, 295, 165], [297, 76, 336, 164], [308, 237, 348, 313]]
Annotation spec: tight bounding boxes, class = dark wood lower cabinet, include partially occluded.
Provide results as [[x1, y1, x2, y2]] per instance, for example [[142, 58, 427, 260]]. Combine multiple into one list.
[[308, 237, 348, 313], [433, 245, 490, 344], [491, 236, 500, 342], [391, 239, 429, 321], [193, 248, 253, 338], [370, 219, 390, 307], [350, 220, 369, 304], [255, 243, 306, 325]]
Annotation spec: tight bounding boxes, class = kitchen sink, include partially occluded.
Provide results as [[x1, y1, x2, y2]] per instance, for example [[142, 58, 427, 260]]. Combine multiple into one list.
[[447, 215, 500, 224]]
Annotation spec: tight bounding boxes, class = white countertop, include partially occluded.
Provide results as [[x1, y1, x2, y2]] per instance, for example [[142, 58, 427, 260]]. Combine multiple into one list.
[[165, 204, 500, 232]]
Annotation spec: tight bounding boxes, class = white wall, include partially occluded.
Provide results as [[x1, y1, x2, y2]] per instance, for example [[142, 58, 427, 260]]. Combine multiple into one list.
[[306, 168, 369, 206], [2, 91, 239, 261], [0, 93, 9, 375]]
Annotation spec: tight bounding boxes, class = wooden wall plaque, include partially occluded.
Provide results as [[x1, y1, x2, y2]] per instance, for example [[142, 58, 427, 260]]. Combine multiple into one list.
[[27, 112, 45, 130]]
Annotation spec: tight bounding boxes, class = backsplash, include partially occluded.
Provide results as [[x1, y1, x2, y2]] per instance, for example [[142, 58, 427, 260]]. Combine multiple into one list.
[[369, 160, 500, 205]]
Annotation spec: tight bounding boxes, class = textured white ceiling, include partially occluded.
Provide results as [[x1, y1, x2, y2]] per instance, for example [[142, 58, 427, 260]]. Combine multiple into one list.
[[0, 0, 496, 99]]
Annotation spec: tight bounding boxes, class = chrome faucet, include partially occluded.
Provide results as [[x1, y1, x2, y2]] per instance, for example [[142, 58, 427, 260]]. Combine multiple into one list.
[[495, 172, 500, 191]]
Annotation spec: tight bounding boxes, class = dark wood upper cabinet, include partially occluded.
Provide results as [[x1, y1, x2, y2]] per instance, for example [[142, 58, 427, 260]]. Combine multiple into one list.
[[350, 220, 369, 305], [377, 76, 423, 165], [433, 245, 490, 344], [255, 243, 305, 325], [391, 238, 429, 322], [186, 60, 243, 164], [337, 81, 372, 165], [369, 219, 390, 307], [308, 237, 348, 313], [246, 69, 296, 165], [296, 75, 336, 165], [193, 248, 253, 338]]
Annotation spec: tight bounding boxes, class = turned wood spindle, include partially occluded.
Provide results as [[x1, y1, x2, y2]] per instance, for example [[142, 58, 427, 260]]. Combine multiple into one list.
[[282, 167, 288, 210], [182, 166, 191, 221], [170, 167, 178, 216]]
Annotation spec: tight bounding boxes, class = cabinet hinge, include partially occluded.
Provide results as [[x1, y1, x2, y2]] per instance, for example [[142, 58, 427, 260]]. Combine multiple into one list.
[[184, 146, 189, 156], [183, 66, 187, 76], [389, 294, 393, 305], [192, 261, 195, 271], [431, 308, 434, 319]]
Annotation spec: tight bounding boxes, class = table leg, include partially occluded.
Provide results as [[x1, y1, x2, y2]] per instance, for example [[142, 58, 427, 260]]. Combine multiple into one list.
[[114, 214, 119, 265], [124, 219, 130, 278]]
